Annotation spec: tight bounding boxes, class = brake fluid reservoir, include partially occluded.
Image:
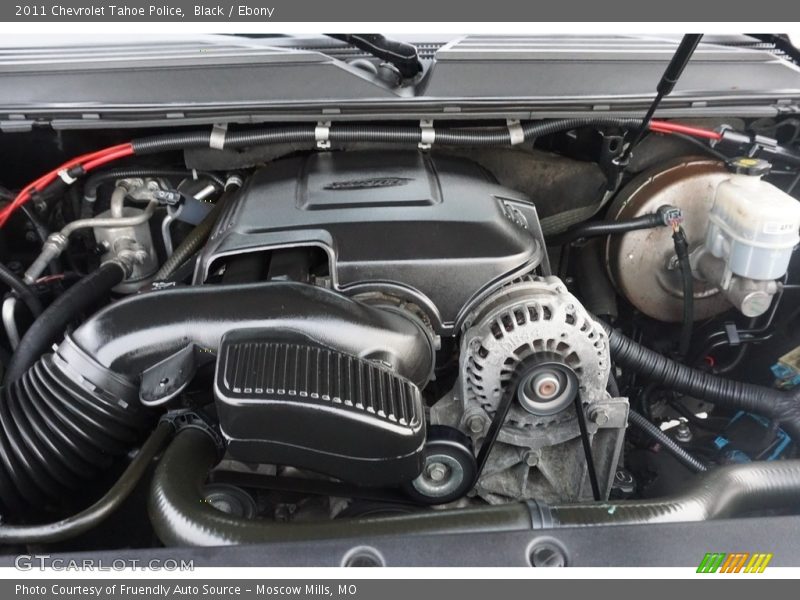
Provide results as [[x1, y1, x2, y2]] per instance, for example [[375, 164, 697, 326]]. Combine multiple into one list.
[[705, 158, 800, 281]]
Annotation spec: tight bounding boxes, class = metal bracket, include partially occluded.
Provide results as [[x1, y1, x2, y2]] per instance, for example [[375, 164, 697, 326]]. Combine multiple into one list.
[[140, 344, 215, 406], [724, 322, 742, 346]]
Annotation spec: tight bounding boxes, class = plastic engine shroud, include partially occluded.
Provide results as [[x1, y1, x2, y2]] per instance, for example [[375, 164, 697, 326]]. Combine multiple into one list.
[[195, 151, 544, 332]]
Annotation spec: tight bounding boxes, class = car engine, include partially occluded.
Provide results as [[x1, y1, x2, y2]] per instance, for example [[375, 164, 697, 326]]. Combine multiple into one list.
[[1, 112, 800, 552]]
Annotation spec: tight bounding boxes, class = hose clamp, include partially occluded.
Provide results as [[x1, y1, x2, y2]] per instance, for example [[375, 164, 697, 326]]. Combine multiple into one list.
[[160, 409, 225, 451], [224, 174, 244, 190], [53, 334, 140, 407]]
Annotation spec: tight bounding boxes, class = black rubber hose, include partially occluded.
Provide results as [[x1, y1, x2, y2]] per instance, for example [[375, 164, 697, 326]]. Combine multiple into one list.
[[3, 261, 124, 384], [601, 322, 800, 441], [148, 428, 800, 546], [0, 262, 42, 318], [152, 186, 235, 281], [576, 239, 618, 319], [628, 409, 708, 473], [0, 342, 151, 514], [672, 226, 694, 359], [148, 428, 538, 547], [0, 421, 172, 544], [541, 459, 800, 527], [547, 213, 665, 247]]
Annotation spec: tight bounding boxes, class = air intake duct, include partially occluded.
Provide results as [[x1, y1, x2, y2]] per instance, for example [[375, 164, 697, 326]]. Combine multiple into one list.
[[0, 282, 434, 516], [215, 330, 426, 485]]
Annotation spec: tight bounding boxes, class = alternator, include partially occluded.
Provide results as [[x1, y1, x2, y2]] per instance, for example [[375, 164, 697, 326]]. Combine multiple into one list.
[[432, 276, 628, 503]]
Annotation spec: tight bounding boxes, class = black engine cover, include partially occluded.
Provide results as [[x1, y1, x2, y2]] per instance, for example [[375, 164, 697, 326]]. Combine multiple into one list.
[[196, 151, 543, 332], [215, 329, 426, 486]]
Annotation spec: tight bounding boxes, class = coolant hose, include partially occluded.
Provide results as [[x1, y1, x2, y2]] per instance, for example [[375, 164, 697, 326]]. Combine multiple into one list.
[[148, 428, 800, 546], [601, 322, 800, 441], [149, 428, 537, 547], [3, 260, 125, 384], [0, 421, 172, 544], [541, 459, 800, 527]]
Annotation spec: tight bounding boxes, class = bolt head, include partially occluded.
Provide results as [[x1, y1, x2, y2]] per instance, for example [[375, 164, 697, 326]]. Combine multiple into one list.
[[426, 462, 447, 482], [590, 409, 609, 426], [522, 450, 539, 467], [466, 414, 486, 434], [675, 423, 693, 442]]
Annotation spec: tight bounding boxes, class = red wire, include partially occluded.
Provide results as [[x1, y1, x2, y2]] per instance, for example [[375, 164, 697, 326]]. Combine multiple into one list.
[[0, 143, 133, 227], [649, 120, 722, 141]]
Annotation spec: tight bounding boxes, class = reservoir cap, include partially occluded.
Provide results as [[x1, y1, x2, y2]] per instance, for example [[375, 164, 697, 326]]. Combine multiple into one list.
[[726, 157, 771, 177]]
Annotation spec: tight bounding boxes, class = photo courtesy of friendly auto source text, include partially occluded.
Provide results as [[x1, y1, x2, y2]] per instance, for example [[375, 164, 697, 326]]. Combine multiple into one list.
[[0, 0, 799, 591]]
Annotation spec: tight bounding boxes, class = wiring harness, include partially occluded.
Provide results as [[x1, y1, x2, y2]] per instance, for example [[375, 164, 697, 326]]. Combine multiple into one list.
[[0, 119, 724, 228]]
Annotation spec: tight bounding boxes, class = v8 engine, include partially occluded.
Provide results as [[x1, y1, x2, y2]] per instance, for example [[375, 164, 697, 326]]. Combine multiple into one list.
[[2, 113, 800, 552], [193, 150, 621, 504]]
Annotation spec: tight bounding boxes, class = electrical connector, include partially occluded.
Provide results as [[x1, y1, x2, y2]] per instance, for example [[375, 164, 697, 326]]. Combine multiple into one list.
[[657, 204, 684, 228]]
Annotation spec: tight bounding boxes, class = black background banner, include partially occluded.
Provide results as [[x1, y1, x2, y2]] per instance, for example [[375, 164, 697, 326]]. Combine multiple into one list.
[[1, 0, 799, 22], [3, 580, 795, 599]]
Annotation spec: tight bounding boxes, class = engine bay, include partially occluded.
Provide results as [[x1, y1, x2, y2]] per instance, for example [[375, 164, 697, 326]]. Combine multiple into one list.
[[1, 113, 800, 553]]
